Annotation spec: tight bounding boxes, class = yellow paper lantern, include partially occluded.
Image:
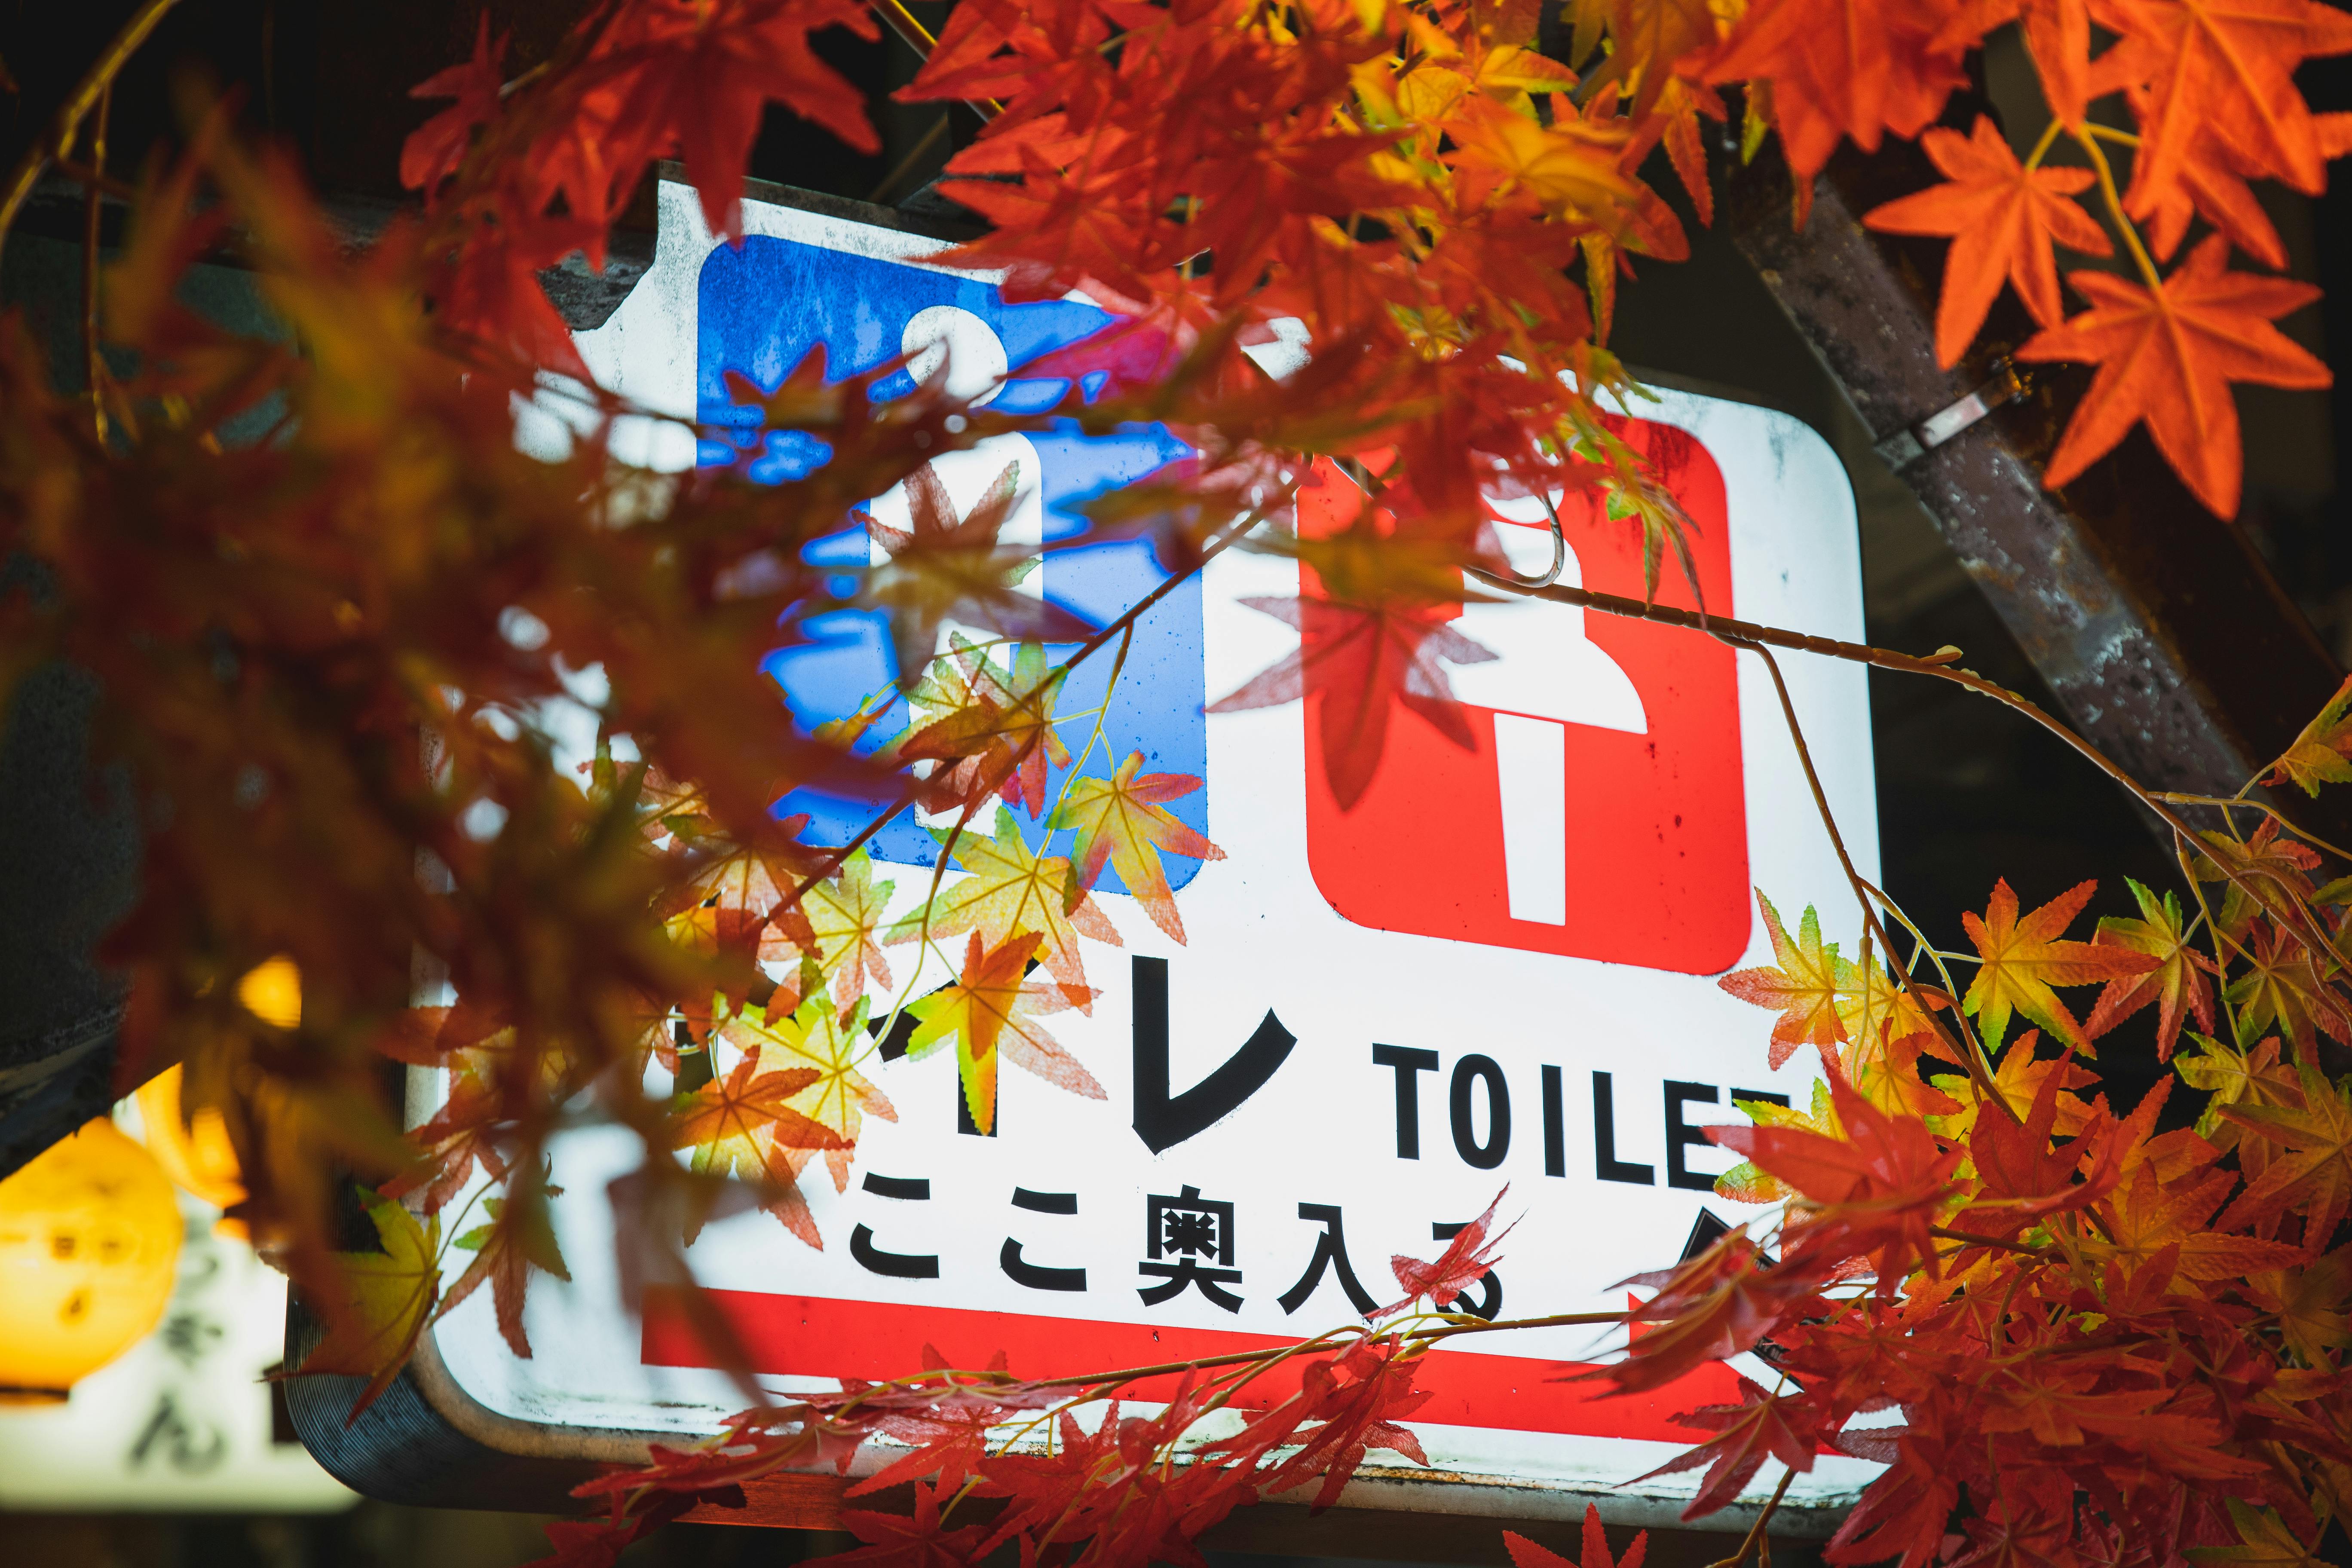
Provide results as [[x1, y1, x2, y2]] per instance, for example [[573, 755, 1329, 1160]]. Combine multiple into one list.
[[0, 1118, 183, 1403], [237, 956, 303, 1030], [134, 1063, 248, 1216]]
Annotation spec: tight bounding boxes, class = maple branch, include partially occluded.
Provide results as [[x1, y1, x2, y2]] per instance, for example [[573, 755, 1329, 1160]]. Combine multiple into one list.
[[2022, 116, 2065, 173], [0, 0, 183, 257], [1705, 1466, 1795, 1568], [1721, 633, 2016, 1121], [1483, 573, 2325, 1000], [777, 500, 1270, 928], [865, 0, 1001, 119], [81, 83, 110, 444], [1928, 1225, 2049, 1259], [2153, 793, 2352, 865]]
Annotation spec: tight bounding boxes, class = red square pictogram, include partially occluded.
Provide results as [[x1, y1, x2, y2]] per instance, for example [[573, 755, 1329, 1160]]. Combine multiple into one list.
[[1297, 416, 1749, 974]]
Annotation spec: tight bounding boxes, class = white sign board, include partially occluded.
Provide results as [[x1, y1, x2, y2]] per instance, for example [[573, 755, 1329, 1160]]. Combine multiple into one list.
[[429, 179, 1884, 1534]]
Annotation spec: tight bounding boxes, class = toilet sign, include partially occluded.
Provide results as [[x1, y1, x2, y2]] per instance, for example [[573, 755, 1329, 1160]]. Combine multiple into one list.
[[384, 178, 1885, 1537], [1296, 425, 1749, 974]]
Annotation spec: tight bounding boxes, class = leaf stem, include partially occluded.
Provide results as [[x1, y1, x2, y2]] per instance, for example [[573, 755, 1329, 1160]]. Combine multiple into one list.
[[2022, 116, 2065, 173], [2068, 126, 2163, 291], [1723, 634, 2015, 1121]]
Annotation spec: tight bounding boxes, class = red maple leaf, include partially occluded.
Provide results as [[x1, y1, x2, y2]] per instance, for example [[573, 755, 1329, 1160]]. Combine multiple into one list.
[[1712, 1069, 1963, 1290], [833, 1482, 993, 1568], [402, 15, 508, 195], [1384, 1187, 1513, 1316], [1209, 467, 1498, 811], [1863, 115, 2112, 366], [1634, 1374, 1829, 1517], [2019, 234, 2331, 516], [1504, 1504, 1651, 1568]]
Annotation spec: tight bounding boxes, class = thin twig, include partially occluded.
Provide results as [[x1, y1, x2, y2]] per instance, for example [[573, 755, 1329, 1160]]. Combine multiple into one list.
[[1480, 572, 2328, 1003], [776, 500, 1272, 922], [81, 83, 110, 443], [1723, 633, 2016, 1122], [866, 112, 955, 205], [0, 0, 183, 257], [1707, 1466, 1796, 1568]]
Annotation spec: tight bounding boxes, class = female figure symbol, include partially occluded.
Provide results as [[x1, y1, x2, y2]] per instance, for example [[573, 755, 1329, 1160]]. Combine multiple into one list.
[[1451, 493, 1648, 927]]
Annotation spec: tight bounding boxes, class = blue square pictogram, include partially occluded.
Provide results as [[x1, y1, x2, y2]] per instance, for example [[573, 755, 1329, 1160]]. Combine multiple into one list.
[[697, 230, 1209, 896]]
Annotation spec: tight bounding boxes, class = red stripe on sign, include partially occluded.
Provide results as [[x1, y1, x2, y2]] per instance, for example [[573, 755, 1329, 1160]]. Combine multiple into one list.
[[640, 1288, 1738, 1443]]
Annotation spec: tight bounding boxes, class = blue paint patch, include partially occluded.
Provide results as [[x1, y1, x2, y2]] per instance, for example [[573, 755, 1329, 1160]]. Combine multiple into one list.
[[698, 231, 1210, 898]]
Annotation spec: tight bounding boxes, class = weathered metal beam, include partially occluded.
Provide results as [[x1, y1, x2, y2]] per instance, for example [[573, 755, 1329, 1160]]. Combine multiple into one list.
[[1722, 129, 2344, 816]]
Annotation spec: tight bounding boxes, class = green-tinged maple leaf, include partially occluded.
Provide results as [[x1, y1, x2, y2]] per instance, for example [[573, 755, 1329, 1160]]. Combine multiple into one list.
[[899, 634, 1072, 819], [1717, 892, 1844, 1066], [436, 1180, 569, 1359], [1047, 751, 1225, 944], [1962, 878, 2156, 1052], [2085, 879, 2217, 1060], [2177, 1032, 2299, 1145], [2248, 1246, 2352, 1365], [2196, 821, 2325, 934], [284, 1191, 441, 1421], [1716, 1080, 1836, 1204], [2226, 924, 2352, 1055], [802, 848, 898, 1008], [2220, 1062, 2352, 1240], [851, 459, 1096, 691], [2267, 675, 2352, 796], [903, 931, 1104, 1134], [670, 1056, 845, 1248], [2186, 1501, 2331, 1568], [720, 991, 897, 1192], [886, 803, 1121, 1010]]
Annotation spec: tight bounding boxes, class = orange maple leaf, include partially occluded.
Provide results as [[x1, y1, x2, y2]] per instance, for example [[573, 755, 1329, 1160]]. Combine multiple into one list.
[[2084, 878, 2217, 1060], [2016, 234, 2330, 517], [2089, 0, 2352, 200], [1863, 115, 2111, 366], [1935, 0, 2092, 125], [671, 1057, 844, 1247], [1961, 879, 2157, 1052], [1718, 891, 1846, 1067], [904, 931, 1104, 1134], [1047, 750, 1225, 944]]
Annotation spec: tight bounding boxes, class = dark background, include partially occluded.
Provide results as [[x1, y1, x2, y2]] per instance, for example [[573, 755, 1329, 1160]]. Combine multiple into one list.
[[1, 1, 2346, 1561]]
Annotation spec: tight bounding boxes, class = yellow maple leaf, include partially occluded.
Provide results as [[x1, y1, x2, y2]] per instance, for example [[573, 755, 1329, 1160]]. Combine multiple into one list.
[[1047, 750, 1224, 945], [802, 848, 897, 1008], [888, 803, 1120, 1010], [1962, 878, 2155, 1052], [284, 1191, 441, 1421], [1717, 891, 1844, 1067], [904, 932, 1103, 1135], [720, 992, 897, 1192], [2266, 674, 2352, 796]]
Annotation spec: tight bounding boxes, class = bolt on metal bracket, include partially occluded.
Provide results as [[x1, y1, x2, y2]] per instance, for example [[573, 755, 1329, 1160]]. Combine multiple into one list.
[[1873, 358, 2029, 470]]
